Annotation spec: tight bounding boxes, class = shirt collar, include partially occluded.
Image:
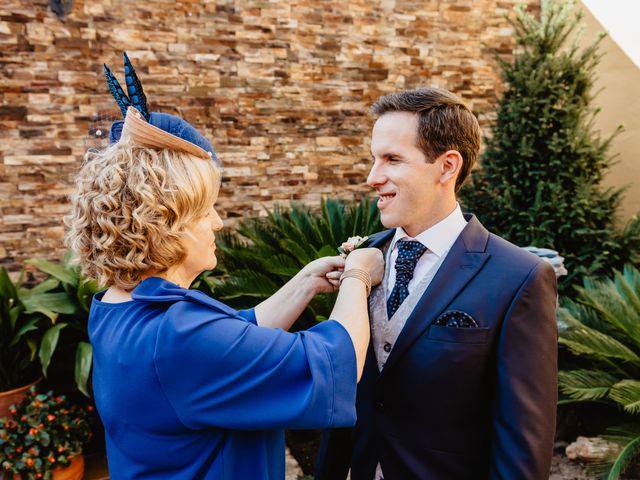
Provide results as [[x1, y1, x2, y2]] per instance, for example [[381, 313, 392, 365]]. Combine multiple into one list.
[[390, 203, 467, 257]]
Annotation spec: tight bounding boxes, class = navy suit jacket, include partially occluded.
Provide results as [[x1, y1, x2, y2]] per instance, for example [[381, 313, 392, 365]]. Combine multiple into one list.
[[317, 214, 558, 480]]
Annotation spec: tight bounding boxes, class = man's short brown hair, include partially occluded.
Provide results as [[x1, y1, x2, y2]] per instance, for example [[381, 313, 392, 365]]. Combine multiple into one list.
[[371, 87, 481, 191]]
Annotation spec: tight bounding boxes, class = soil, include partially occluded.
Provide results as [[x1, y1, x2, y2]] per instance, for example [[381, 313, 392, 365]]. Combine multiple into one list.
[[285, 430, 601, 479], [549, 453, 591, 480], [285, 429, 322, 475]]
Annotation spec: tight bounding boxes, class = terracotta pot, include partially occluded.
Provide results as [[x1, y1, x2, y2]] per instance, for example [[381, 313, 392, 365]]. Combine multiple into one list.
[[0, 378, 41, 418], [52, 455, 85, 480], [5, 455, 85, 480]]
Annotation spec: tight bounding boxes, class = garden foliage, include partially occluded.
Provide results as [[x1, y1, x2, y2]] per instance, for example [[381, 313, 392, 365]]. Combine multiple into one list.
[[558, 264, 640, 478], [459, 0, 640, 293], [196, 197, 382, 330], [0, 387, 92, 480], [26, 252, 102, 397], [0, 268, 73, 392], [0, 252, 101, 396]]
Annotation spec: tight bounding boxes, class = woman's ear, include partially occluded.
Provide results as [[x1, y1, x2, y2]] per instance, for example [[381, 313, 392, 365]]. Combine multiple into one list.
[[439, 150, 463, 186]]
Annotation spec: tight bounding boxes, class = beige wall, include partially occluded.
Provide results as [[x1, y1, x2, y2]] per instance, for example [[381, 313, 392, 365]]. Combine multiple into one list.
[[578, 1, 640, 222]]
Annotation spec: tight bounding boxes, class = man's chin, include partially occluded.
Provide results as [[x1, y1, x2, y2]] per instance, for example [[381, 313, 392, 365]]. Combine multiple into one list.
[[379, 213, 400, 230]]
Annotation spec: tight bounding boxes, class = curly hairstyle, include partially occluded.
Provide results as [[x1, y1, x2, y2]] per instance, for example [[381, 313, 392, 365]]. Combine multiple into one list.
[[65, 139, 221, 290]]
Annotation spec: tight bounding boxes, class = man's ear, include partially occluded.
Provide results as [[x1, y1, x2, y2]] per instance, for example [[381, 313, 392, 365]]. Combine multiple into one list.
[[439, 150, 463, 186]]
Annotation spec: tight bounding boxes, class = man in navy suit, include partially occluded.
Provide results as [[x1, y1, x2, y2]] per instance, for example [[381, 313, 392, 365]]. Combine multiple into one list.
[[317, 88, 558, 479]]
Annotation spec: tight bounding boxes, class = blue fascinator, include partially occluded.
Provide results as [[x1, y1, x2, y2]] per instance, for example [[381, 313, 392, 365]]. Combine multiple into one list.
[[104, 52, 218, 163]]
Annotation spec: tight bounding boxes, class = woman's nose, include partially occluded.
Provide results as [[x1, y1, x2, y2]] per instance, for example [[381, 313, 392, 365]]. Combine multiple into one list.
[[212, 210, 224, 231]]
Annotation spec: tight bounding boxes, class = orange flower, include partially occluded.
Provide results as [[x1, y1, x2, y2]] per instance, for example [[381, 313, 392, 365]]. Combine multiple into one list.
[[29, 427, 37, 436], [27, 458, 33, 466], [49, 456, 56, 463], [47, 414, 56, 421]]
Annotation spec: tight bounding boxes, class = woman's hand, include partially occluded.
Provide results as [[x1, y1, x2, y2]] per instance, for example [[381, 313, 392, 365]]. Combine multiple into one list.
[[254, 255, 344, 330], [344, 248, 384, 287], [299, 256, 346, 295]]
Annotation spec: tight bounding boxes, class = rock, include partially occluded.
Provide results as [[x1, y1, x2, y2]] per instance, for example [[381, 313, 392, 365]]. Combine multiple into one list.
[[565, 436, 620, 462], [521, 246, 568, 278]]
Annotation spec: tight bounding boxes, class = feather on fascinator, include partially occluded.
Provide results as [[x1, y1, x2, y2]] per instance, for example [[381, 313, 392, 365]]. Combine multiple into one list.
[[104, 52, 218, 162]]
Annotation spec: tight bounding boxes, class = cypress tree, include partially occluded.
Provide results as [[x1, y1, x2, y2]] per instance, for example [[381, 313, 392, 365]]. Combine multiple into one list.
[[460, 0, 640, 293]]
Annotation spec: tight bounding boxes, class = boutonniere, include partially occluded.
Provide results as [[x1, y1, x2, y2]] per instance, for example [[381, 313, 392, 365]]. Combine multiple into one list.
[[338, 235, 369, 258]]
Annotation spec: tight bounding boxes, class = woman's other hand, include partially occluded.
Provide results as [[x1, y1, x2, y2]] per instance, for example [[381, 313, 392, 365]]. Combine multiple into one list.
[[300, 256, 345, 294]]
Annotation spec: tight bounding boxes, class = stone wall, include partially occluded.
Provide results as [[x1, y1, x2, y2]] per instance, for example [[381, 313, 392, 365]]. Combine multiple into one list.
[[0, 0, 536, 269]]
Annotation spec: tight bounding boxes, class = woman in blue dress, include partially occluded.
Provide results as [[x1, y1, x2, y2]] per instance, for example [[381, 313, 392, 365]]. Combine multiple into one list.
[[64, 55, 384, 479]]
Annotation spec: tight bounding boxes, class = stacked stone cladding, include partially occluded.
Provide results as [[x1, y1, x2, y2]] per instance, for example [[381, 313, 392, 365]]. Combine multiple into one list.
[[0, 0, 537, 269]]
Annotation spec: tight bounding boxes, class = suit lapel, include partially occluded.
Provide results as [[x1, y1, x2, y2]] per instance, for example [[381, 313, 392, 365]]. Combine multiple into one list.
[[379, 215, 491, 376], [367, 229, 395, 249]]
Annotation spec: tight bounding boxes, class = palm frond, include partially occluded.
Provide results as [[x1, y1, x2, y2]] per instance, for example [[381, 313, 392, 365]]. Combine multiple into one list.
[[573, 269, 640, 350], [614, 266, 640, 316], [558, 369, 618, 402], [559, 324, 640, 366], [610, 380, 640, 414], [606, 434, 640, 480]]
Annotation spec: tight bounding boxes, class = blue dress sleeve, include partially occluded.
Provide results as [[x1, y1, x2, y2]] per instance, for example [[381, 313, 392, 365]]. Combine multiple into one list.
[[153, 301, 357, 431], [235, 308, 257, 324]]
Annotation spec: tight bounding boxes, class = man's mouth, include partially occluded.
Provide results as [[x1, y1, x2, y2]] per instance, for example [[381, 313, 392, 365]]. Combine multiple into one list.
[[377, 192, 396, 207]]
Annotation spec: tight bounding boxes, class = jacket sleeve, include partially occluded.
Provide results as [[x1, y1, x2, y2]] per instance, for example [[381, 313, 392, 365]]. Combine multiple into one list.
[[315, 427, 353, 480], [153, 303, 357, 431], [490, 261, 558, 479]]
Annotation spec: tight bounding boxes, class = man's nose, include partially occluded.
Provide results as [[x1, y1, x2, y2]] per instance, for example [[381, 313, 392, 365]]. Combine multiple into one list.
[[367, 161, 385, 188]]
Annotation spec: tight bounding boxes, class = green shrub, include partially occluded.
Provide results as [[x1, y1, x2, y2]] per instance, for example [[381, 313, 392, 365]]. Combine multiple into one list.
[[558, 264, 640, 478], [0, 268, 75, 392], [459, 0, 640, 294], [26, 252, 103, 397], [196, 197, 382, 330]]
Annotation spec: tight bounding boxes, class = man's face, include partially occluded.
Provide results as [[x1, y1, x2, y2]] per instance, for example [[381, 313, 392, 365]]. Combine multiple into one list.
[[367, 111, 443, 238]]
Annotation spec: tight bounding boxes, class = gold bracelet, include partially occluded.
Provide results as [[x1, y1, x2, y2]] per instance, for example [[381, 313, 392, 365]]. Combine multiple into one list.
[[339, 269, 372, 296]]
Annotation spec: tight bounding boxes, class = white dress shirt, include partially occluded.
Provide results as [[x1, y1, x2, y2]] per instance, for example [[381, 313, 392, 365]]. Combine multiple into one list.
[[386, 203, 467, 296]]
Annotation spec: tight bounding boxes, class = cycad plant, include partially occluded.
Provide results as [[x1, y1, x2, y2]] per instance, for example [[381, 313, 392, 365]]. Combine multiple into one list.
[[558, 264, 640, 478], [197, 197, 382, 331]]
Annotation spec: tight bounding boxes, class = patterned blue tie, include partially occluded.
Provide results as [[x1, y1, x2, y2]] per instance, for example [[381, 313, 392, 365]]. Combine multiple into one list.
[[387, 240, 427, 319]]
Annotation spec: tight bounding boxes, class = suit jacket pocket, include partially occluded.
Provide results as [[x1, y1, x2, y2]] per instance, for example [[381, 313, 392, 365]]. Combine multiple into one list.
[[427, 325, 490, 344]]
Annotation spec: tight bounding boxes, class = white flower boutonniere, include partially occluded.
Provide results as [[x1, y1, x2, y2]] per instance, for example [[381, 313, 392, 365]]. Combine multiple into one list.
[[338, 235, 369, 258]]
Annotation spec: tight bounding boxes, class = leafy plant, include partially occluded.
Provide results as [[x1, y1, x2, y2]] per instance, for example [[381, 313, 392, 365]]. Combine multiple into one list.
[[197, 197, 382, 330], [558, 264, 640, 478], [0, 268, 74, 392], [459, 0, 640, 295], [26, 252, 102, 397], [0, 387, 92, 480]]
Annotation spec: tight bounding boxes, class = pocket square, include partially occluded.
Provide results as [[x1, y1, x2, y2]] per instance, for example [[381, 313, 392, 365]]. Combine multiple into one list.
[[434, 310, 479, 328]]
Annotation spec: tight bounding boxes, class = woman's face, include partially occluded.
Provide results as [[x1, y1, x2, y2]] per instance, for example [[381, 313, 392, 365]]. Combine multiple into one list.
[[181, 202, 224, 276]]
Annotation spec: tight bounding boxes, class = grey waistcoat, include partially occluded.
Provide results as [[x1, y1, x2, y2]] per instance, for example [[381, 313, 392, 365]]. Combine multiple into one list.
[[370, 240, 448, 371]]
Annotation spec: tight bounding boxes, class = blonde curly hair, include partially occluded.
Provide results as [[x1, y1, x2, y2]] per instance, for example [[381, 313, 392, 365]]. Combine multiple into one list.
[[65, 139, 221, 291]]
